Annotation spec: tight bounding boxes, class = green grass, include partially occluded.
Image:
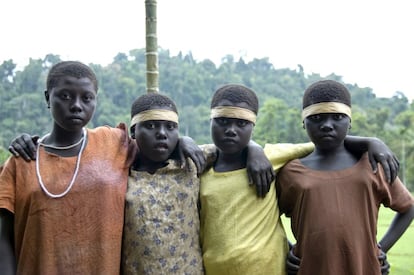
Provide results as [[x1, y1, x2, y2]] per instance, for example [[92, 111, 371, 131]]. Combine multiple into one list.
[[281, 204, 414, 275]]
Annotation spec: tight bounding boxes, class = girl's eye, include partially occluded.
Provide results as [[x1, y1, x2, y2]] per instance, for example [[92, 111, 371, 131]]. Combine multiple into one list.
[[83, 94, 95, 102], [60, 93, 71, 100], [333, 113, 346, 120], [308, 114, 321, 122], [166, 122, 177, 130], [237, 120, 249, 127], [216, 118, 228, 125], [145, 122, 156, 129]]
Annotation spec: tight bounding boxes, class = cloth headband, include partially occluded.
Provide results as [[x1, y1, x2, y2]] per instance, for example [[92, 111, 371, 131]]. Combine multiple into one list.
[[210, 106, 257, 124], [302, 102, 352, 120], [131, 109, 179, 126]]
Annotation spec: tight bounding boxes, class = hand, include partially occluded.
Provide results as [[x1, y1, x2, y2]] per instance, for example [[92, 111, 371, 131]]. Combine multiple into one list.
[[8, 134, 39, 162], [378, 245, 390, 275], [367, 138, 399, 183], [286, 244, 300, 275], [246, 142, 275, 198], [177, 136, 206, 176]]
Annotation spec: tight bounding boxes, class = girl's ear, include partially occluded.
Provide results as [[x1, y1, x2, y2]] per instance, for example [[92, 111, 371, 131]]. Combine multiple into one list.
[[44, 90, 50, 108], [130, 125, 136, 139]]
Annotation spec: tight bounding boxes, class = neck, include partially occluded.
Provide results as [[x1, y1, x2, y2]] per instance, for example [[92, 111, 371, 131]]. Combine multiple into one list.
[[47, 127, 85, 147], [40, 127, 86, 157], [214, 149, 247, 172], [133, 155, 169, 174], [313, 143, 347, 158]]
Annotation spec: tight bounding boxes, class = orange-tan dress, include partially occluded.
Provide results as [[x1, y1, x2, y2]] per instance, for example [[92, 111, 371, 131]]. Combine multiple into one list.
[[0, 125, 133, 274]]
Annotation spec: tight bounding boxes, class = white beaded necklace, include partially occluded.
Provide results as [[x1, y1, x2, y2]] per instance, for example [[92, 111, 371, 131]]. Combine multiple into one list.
[[35, 128, 87, 198], [39, 134, 84, 150]]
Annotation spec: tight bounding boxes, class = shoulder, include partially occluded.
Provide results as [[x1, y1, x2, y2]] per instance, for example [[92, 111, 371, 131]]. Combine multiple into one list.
[[87, 124, 129, 143], [264, 142, 314, 157], [88, 123, 127, 136]]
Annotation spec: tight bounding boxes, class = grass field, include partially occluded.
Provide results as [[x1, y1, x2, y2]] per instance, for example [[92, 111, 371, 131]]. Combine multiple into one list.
[[281, 204, 414, 275]]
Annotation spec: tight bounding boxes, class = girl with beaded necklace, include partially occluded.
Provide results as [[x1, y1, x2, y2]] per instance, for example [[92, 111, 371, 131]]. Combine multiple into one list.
[[0, 61, 136, 274]]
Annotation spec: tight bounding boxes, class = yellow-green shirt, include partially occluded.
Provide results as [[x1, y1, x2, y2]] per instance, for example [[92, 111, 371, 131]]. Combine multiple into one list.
[[200, 142, 314, 275]]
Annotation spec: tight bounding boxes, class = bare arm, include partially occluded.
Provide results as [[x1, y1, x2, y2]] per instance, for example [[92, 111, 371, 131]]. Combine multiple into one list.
[[246, 140, 275, 198], [378, 205, 414, 252], [0, 209, 16, 275], [177, 136, 206, 176]]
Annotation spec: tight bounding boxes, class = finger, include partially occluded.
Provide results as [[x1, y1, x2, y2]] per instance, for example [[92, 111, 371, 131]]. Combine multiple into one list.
[[193, 154, 204, 176], [378, 250, 386, 261], [197, 154, 207, 176], [387, 160, 396, 184], [381, 261, 390, 274], [288, 248, 301, 264], [267, 169, 276, 192], [255, 176, 264, 198], [262, 171, 271, 196], [286, 263, 299, 273], [379, 158, 392, 183], [369, 152, 378, 174], [247, 168, 254, 186], [258, 174, 267, 198], [27, 135, 39, 159], [393, 155, 400, 168], [8, 145, 20, 157], [389, 157, 399, 183], [12, 143, 32, 162], [178, 149, 186, 169], [17, 135, 36, 160]]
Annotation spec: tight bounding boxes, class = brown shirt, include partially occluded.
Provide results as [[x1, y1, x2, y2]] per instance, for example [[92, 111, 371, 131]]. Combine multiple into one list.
[[0, 125, 134, 274], [277, 153, 414, 275]]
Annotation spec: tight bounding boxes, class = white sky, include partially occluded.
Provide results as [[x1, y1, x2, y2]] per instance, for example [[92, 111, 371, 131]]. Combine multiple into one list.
[[1, 0, 413, 102]]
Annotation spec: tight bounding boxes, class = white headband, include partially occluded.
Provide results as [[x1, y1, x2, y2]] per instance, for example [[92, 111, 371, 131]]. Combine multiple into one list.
[[302, 102, 352, 120], [210, 106, 257, 124], [131, 109, 179, 126]]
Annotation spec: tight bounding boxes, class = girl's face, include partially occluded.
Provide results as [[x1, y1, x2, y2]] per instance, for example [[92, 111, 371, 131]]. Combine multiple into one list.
[[134, 106, 179, 163], [304, 112, 350, 150], [211, 100, 254, 155], [46, 76, 97, 132]]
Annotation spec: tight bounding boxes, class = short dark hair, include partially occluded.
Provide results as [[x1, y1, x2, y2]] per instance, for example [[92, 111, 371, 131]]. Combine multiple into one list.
[[130, 92, 178, 119], [46, 61, 98, 92], [302, 80, 351, 109], [210, 84, 259, 114]]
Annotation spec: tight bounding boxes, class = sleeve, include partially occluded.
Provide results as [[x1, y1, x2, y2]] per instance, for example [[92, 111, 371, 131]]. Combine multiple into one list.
[[377, 168, 414, 213], [264, 142, 314, 171], [114, 123, 137, 167], [275, 163, 295, 216], [0, 157, 17, 214]]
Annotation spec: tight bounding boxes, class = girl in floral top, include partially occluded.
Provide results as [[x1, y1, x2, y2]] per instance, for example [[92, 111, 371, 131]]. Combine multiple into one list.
[[121, 93, 205, 274]]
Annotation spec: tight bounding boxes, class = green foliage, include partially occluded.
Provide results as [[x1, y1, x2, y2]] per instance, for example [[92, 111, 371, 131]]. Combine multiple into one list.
[[0, 146, 10, 166], [0, 49, 413, 190]]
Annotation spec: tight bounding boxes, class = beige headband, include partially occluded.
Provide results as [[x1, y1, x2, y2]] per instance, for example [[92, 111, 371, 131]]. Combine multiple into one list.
[[131, 109, 179, 126], [302, 102, 352, 120], [210, 106, 257, 124]]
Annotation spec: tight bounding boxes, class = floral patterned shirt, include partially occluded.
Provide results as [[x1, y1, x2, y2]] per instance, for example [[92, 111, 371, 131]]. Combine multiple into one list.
[[122, 158, 204, 275]]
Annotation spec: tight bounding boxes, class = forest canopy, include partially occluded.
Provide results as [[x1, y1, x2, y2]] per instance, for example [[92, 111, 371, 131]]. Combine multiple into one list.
[[0, 48, 413, 189]]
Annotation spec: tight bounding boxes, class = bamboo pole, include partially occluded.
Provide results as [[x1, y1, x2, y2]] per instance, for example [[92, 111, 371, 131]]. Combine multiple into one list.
[[145, 0, 159, 93]]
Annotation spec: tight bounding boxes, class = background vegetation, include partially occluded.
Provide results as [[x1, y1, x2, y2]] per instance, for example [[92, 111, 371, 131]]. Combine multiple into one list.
[[1, 48, 413, 192]]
